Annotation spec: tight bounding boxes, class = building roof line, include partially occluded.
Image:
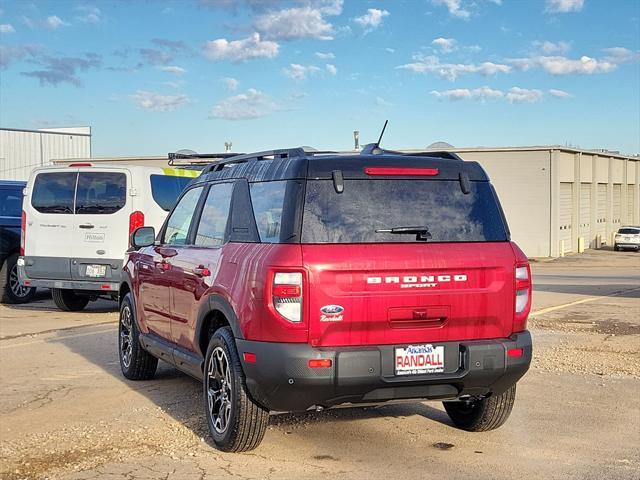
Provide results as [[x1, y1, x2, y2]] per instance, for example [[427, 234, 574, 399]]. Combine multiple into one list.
[[0, 127, 92, 137]]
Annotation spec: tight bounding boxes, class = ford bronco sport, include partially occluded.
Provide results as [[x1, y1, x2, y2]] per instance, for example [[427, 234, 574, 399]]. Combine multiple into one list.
[[119, 145, 533, 452]]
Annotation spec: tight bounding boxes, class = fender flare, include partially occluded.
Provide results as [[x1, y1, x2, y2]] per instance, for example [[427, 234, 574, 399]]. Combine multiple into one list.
[[194, 294, 244, 357]]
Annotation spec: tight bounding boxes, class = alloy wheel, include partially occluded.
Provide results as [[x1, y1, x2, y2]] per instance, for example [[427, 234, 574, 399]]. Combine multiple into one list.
[[120, 305, 133, 368], [207, 346, 233, 434], [9, 264, 30, 298]]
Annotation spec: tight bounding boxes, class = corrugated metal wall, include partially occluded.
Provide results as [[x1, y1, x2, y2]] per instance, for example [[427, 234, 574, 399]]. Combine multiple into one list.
[[0, 128, 91, 180]]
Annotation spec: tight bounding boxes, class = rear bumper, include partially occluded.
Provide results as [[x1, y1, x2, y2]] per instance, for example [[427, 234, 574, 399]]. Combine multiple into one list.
[[615, 242, 639, 249], [18, 256, 122, 292], [237, 331, 532, 412]]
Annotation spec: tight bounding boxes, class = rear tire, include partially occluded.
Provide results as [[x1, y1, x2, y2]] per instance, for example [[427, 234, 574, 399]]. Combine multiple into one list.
[[203, 326, 269, 452], [0, 254, 37, 304], [443, 384, 517, 432], [119, 293, 157, 380], [614, 244, 619, 251], [51, 288, 89, 312]]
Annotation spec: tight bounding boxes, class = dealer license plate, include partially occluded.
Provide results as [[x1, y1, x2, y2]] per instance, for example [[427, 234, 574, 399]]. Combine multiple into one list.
[[395, 344, 445, 376], [86, 265, 107, 277]]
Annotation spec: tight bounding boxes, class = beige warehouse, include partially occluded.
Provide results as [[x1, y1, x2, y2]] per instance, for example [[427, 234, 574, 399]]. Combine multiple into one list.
[[53, 145, 639, 259]]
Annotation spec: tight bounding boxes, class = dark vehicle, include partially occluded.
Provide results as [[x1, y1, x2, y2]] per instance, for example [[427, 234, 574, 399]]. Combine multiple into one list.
[[119, 145, 533, 452], [0, 180, 36, 303]]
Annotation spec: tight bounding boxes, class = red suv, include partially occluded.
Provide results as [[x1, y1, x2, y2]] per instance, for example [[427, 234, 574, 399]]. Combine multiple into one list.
[[119, 145, 532, 452]]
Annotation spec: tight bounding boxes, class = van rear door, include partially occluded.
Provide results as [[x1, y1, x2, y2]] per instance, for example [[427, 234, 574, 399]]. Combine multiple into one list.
[[70, 169, 132, 281]]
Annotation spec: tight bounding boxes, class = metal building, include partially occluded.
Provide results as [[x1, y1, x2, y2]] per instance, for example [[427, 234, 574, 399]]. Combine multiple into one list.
[[407, 146, 639, 258], [0, 127, 92, 180]]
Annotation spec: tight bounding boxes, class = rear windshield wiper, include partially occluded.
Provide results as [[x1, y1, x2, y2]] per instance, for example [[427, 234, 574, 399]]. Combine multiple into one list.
[[375, 226, 432, 241]]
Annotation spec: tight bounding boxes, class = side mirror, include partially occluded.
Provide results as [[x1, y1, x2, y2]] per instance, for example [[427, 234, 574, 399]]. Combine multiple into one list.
[[131, 226, 156, 249]]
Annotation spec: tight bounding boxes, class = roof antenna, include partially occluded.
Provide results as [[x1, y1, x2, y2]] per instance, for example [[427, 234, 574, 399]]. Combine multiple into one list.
[[375, 120, 388, 148], [360, 120, 389, 155]]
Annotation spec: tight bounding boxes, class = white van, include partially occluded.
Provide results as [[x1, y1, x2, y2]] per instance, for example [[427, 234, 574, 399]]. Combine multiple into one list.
[[18, 163, 199, 311]]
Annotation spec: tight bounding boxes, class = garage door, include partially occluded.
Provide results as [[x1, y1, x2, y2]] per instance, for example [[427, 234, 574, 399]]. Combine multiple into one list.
[[579, 183, 591, 241], [628, 185, 636, 225], [612, 184, 622, 228], [596, 183, 607, 239], [559, 183, 573, 252]]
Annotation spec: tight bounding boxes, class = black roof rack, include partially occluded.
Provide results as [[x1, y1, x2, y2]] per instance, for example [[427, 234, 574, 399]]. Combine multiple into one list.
[[359, 143, 463, 161], [167, 151, 242, 166]]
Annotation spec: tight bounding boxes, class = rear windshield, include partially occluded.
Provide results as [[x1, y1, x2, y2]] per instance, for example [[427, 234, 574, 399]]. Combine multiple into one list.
[[0, 188, 23, 217], [31, 172, 76, 214], [150, 175, 193, 211], [618, 228, 640, 234], [76, 172, 126, 214], [302, 180, 508, 243]]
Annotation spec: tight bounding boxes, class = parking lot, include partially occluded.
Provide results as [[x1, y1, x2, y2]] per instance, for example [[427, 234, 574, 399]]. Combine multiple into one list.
[[1, 249, 638, 480]]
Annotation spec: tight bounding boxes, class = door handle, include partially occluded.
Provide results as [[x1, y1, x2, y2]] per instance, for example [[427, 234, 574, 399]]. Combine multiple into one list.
[[79, 224, 94, 229], [193, 265, 211, 277]]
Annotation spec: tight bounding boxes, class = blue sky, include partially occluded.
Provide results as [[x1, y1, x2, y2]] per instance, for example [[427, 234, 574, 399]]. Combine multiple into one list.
[[1, 0, 639, 156]]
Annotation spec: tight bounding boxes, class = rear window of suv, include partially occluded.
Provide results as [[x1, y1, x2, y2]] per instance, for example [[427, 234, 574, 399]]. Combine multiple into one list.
[[302, 179, 508, 243], [618, 228, 640, 234], [150, 175, 193, 211]]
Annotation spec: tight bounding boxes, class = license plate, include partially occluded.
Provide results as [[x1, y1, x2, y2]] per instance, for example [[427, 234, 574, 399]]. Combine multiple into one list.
[[624, 236, 630, 241], [395, 344, 445, 375], [86, 265, 107, 277]]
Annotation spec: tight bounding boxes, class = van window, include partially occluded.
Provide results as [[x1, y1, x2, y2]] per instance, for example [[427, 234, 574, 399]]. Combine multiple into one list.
[[195, 183, 233, 248], [31, 172, 76, 214], [163, 187, 203, 245], [0, 188, 23, 217], [76, 172, 126, 214], [302, 180, 508, 243], [250, 181, 287, 243], [150, 175, 193, 211]]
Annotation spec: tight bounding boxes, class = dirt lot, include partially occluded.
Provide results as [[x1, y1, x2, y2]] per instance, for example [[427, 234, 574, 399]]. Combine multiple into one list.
[[1, 249, 639, 480]]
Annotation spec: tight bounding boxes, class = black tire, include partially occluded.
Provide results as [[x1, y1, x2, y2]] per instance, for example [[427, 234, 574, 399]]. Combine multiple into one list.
[[443, 384, 517, 432], [118, 293, 158, 380], [0, 253, 37, 304], [614, 244, 619, 251], [51, 288, 90, 311], [203, 326, 269, 452]]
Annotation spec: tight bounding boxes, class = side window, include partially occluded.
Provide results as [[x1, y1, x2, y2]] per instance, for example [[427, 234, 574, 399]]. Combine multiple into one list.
[[0, 188, 23, 217], [31, 172, 76, 214], [163, 187, 203, 245], [76, 172, 126, 214], [250, 181, 287, 243], [150, 175, 193, 212], [195, 183, 234, 248]]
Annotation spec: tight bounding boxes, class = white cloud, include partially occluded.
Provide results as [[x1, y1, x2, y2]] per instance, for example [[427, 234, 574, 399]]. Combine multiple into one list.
[[130, 91, 190, 112], [398, 55, 511, 81], [45, 15, 69, 30], [375, 96, 394, 107], [432, 0, 470, 19], [315, 51, 335, 60], [431, 86, 504, 101], [506, 87, 544, 103], [221, 77, 239, 91], [203, 33, 279, 62], [159, 66, 186, 76], [353, 8, 390, 31], [284, 63, 322, 81], [545, 0, 584, 13], [385, 47, 395, 53], [76, 5, 102, 24], [509, 55, 616, 75], [210, 88, 278, 120], [602, 47, 640, 64], [534, 40, 571, 55], [0, 23, 15, 34], [432, 37, 457, 53], [325, 63, 337, 75], [549, 89, 572, 98], [254, 5, 339, 41]]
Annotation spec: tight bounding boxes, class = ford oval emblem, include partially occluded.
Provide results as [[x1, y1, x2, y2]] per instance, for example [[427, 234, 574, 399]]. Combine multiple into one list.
[[320, 305, 344, 315]]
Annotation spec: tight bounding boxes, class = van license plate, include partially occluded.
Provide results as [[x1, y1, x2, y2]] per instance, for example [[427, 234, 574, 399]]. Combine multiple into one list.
[[395, 344, 445, 375], [86, 265, 107, 277]]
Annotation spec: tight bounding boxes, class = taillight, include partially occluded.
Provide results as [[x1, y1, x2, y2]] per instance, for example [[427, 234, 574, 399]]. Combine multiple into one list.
[[514, 262, 532, 331], [273, 272, 303, 323], [129, 211, 144, 236], [20, 210, 26, 256]]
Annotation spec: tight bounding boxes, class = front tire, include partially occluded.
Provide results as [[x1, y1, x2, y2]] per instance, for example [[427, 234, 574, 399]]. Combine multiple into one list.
[[0, 254, 37, 304], [614, 244, 620, 251], [443, 384, 517, 432], [52, 288, 89, 311], [119, 293, 157, 380], [203, 326, 269, 452]]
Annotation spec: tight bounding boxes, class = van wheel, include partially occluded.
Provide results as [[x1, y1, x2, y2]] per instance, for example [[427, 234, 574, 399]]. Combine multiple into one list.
[[203, 326, 269, 452], [1, 254, 37, 304], [119, 293, 157, 380], [443, 384, 516, 432], [51, 288, 89, 311], [614, 244, 619, 251]]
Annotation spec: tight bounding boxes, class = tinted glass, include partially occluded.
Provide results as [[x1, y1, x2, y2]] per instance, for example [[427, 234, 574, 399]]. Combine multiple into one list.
[[150, 175, 193, 211], [618, 228, 640, 234], [0, 188, 23, 217], [163, 187, 203, 245], [302, 180, 508, 243], [250, 181, 287, 243], [75, 172, 126, 214], [195, 183, 233, 247], [31, 172, 76, 214]]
